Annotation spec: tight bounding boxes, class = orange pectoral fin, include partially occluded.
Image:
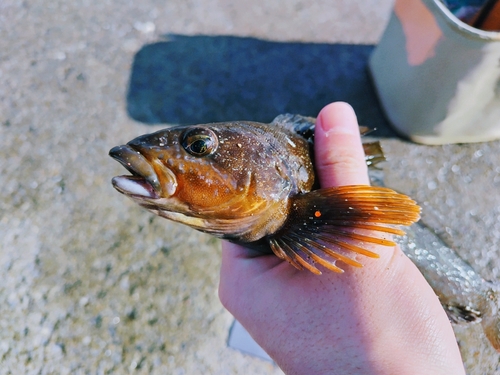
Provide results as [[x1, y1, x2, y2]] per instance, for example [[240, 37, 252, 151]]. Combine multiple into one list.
[[267, 186, 420, 274]]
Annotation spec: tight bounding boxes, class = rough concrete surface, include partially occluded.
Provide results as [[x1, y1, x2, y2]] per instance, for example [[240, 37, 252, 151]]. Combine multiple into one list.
[[1, 0, 499, 374]]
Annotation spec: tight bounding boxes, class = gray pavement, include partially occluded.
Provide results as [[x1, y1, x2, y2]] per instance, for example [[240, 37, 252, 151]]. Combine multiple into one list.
[[1, 0, 499, 373]]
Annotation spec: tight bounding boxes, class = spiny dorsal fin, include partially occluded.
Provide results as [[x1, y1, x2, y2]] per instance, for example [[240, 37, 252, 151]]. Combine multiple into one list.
[[271, 114, 316, 143], [267, 185, 421, 275], [272, 114, 386, 168]]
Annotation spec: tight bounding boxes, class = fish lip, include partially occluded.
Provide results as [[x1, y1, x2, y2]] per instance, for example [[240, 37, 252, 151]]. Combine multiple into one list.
[[109, 144, 162, 197]]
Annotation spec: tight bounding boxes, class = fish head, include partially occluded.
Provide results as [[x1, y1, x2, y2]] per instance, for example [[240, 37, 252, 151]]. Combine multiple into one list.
[[110, 123, 296, 241]]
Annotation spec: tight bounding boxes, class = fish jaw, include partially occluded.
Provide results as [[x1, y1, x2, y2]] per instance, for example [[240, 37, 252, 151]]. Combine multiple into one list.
[[109, 145, 177, 199], [112, 175, 158, 199]]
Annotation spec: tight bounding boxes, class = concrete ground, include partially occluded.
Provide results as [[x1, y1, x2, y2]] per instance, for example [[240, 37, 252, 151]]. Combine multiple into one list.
[[1, 0, 500, 373]]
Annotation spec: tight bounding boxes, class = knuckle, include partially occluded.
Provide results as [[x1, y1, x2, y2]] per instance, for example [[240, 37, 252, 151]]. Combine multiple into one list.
[[317, 152, 367, 175]]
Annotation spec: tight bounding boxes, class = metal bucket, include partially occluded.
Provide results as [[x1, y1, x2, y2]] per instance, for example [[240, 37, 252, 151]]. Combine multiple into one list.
[[370, 0, 500, 145]]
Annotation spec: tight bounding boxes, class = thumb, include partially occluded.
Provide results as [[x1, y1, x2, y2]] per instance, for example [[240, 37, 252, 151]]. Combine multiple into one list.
[[314, 102, 369, 187]]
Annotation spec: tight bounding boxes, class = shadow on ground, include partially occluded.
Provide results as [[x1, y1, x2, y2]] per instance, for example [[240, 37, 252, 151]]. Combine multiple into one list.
[[127, 34, 398, 138]]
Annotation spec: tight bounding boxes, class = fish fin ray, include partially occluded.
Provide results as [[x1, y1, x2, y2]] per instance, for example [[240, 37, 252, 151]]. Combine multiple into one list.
[[316, 233, 381, 258], [282, 235, 345, 273], [268, 233, 356, 273], [269, 185, 420, 273], [292, 234, 363, 268], [269, 238, 322, 274]]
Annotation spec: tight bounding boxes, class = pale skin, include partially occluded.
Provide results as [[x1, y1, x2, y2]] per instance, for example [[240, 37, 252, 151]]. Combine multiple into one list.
[[219, 102, 466, 374]]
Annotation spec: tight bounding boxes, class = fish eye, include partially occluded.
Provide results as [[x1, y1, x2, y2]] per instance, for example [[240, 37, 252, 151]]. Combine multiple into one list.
[[181, 127, 218, 157]]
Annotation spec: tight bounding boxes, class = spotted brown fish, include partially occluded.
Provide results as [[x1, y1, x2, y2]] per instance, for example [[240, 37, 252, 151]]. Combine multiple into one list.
[[109, 114, 420, 274]]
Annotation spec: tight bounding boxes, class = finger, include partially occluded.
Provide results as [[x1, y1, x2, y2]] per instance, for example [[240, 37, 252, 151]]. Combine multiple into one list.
[[314, 102, 369, 187]]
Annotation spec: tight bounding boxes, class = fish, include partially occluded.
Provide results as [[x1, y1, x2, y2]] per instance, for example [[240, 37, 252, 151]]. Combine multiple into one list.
[[109, 114, 420, 275]]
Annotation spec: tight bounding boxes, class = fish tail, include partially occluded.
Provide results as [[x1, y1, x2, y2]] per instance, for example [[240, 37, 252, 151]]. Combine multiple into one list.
[[363, 141, 385, 168], [267, 185, 420, 274]]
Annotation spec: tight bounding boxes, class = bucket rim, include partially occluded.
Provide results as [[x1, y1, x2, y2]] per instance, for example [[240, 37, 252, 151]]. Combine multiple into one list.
[[425, 0, 500, 41]]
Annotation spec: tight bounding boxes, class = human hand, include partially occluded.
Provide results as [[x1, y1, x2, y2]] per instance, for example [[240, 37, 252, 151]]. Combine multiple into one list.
[[218, 102, 465, 374]]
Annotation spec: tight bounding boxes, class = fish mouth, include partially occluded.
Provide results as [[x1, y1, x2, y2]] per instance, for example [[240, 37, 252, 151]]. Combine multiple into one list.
[[109, 145, 173, 199]]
